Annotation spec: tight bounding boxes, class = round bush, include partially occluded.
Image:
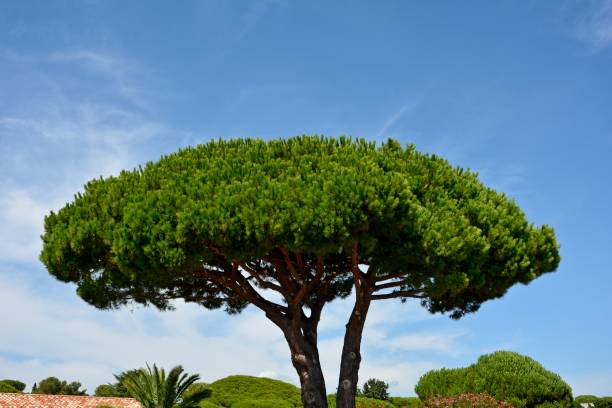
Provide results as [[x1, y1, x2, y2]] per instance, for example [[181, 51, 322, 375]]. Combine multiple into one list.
[[0, 381, 21, 393], [415, 351, 573, 408], [207, 375, 302, 407], [1, 380, 26, 392], [231, 399, 297, 408]]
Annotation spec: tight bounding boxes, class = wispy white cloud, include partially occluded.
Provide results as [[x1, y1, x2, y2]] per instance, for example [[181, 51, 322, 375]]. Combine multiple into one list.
[[0, 264, 451, 395], [48, 50, 159, 111], [0, 48, 172, 263], [0, 267, 295, 392], [0, 47, 160, 111], [376, 103, 415, 139], [0, 188, 49, 262], [378, 330, 469, 355], [574, 0, 612, 50]]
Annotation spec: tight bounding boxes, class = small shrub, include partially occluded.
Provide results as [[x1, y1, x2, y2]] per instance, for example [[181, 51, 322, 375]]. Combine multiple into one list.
[[0, 382, 21, 393], [328, 394, 396, 408], [198, 401, 223, 408], [183, 382, 212, 401], [425, 393, 515, 408], [1, 380, 26, 392], [594, 398, 612, 408], [362, 378, 390, 401], [231, 399, 296, 408], [354, 396, 398, 408], [207, 375, 302, 407], [574, 396, 612, 408], [575, 396, 599, 405], [415, 351, 573, 408]]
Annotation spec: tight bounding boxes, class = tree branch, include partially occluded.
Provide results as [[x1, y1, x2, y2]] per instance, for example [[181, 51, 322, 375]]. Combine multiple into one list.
[[373, 280, 407, 291], [279, 246, 303, 283], [371, 289, 425, 300], [240, 262, 286, 295], [293, 255, 325, 305], [350, 243, 370, 296], [194, 262, 288, 318], [374, 272, 407, 282], [264, 254, 297, 297]]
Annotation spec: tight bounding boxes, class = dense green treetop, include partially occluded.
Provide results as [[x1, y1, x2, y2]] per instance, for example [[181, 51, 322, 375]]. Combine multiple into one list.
[[31, 376, 87, 395], [0, 381, 21, 394], [0, 380, 25, 392], [415, 351, 573, 408], [41, 136, 559, 318], [360, 378, 390, 400]]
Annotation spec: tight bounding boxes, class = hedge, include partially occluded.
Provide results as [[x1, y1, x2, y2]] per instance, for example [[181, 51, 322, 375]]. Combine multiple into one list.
[[415, 351, 573, 408]]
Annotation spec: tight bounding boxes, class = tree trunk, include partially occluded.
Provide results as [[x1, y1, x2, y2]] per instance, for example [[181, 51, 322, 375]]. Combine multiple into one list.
[[283, 324, 328, 408], [336, 296, 371, 408]]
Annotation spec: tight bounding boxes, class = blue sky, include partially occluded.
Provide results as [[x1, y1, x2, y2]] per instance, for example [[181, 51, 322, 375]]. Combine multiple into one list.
[[1, 0, 611, 397]]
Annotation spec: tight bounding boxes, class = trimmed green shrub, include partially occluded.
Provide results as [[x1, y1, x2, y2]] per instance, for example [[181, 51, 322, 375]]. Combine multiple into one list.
[[183, 382, 212, 402], [198, 401, 223, 408], [390, 396, 423, 408], [231, 399, 297, 408], [415, 351, 573, 408], [574, 396, 612, 408], [1, 380, 26, 392], [575, 396, 599, 405], [594, 398, 612, 408], [0, 381, 21, 393], [328, 394, 397, 408], [354, 397, 398, 408], [207, 375, 302, 407]]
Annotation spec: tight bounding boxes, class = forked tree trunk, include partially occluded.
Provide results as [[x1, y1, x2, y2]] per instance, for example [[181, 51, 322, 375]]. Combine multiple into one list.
[[336, 296, 371, 408], [282, 319, 328, 408]]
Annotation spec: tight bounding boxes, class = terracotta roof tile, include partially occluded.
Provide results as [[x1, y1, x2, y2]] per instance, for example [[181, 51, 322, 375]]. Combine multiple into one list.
[[0, 393, 142, 408]]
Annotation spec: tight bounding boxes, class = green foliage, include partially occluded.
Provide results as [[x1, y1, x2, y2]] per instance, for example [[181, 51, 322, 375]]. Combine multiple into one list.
[[198, 402, 223, 408], [41, 136, 559, 319], [118, 364, 208, 408], [0, 380, 26, 392], [362, 378, 390, 400], [231, 399, 297, 408], [594, 398, 612, 408], [415, 351, 573, 408], [573, 396, 612, 408], [183, 382, 212, 402], [206, 375, 302, 407], [390, 396, 422, 408], [95, 375, 133, 397], [575, 396, 599, 405], [328, 394, 397, 408], [95, 384, 121, 397], [31, 376, 87, 395], [0, 381, 21, 393]]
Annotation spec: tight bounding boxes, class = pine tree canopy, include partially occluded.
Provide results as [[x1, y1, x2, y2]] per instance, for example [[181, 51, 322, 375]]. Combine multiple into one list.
[[40, 136, 560, 318]]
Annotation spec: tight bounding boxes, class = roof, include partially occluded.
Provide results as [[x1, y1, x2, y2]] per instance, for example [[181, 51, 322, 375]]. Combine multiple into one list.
[[0, 393, 142, 408]]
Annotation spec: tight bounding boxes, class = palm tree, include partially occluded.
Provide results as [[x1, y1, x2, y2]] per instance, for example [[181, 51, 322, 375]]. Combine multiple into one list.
[[117, 364, 211, 408]]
